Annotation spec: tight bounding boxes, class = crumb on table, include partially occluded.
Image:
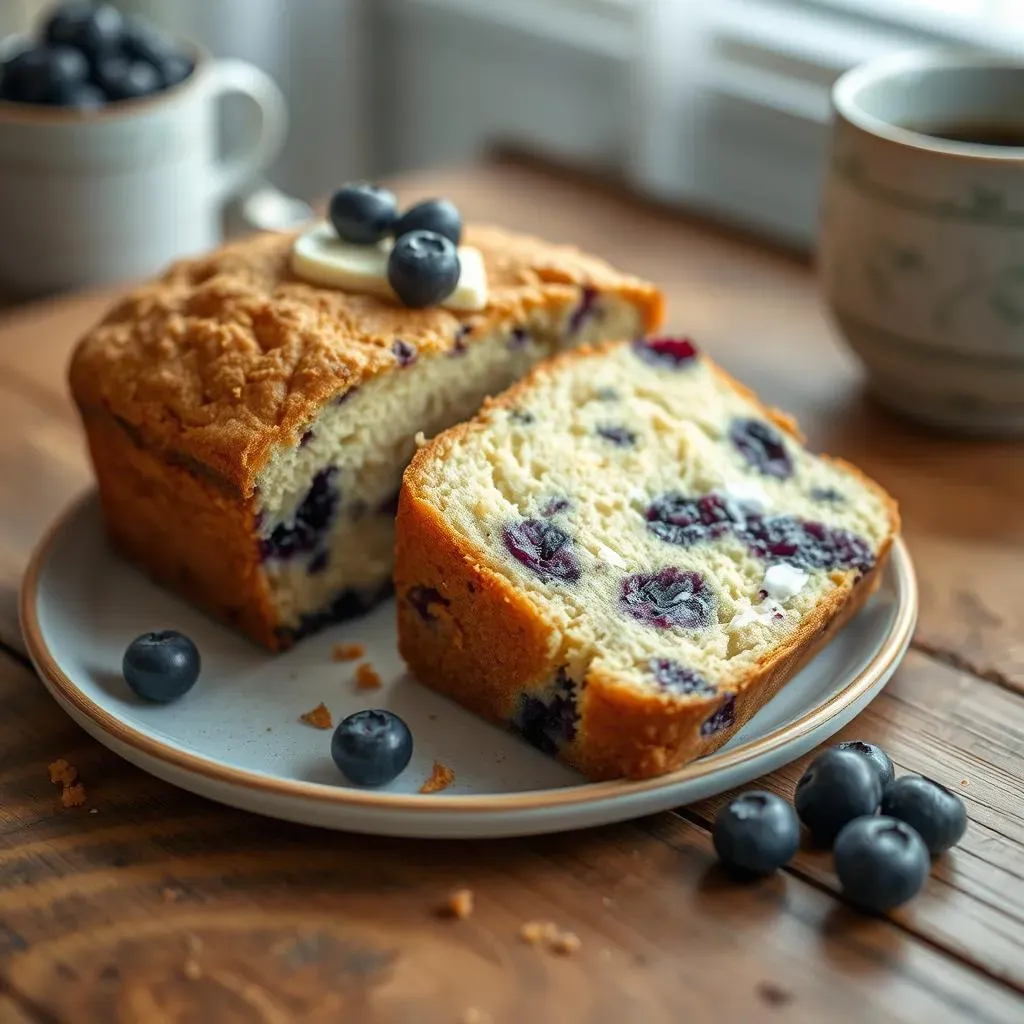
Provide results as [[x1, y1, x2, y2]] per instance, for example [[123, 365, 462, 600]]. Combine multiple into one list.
[[550, 931, 581, 955], [519, 920, 580, 954], [61, 783, 87, 808], [519, 921, 559, 945], [299, 702, 333, 729], [333, 642, 366, 662], [443, 888, 474, 919], [355, 662, 383, 690], [49, 758, 78, 786], [420, 761, 455, 794], [756, 980, 793, 1006], [462, 1009, 491, 1024]]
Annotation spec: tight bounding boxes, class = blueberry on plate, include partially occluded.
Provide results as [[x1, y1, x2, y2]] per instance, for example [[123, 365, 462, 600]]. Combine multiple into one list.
[[713, 790, 800, 875], [880, 775, 967, 855], [393, 198, 462, 246], [387, 230, 461, 308], [795, 748, 882, 845], [331, 709, 413, 786], [123, 630, 201, 703], [834, 816, 930, 912], [43, 2, 124, 58], [94, 56, 161, 101], [329, 183, 398, 244], [835, 739, 895, 789]]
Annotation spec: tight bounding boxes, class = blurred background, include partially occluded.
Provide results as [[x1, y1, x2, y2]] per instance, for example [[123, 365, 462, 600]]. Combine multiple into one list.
[[2, 0, 1022, 250]]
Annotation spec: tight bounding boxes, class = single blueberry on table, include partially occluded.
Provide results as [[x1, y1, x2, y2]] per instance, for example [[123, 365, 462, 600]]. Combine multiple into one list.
[[387, 230, 460, 308], [834, 816, 930, 912], [331, 710, 413, 786], [44, 2, 124, 58], [880, 775, 967, 855], [393, 197, 462, 246], [729, 418, 794, 479], [123, 630, 200, 703], [632, 336, 699, 369], [836, 740, 895, 789], [795, 748, 883, 845], [714, 791, 800, 875], [620, 568, 715, 630], [503, 519, 582, 584], [329, 183, 398, 244]]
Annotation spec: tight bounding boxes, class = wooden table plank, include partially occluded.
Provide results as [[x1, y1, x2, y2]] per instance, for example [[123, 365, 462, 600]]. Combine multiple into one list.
[[1, 653, 1020, 1024], [0, 158, 1021, 691]]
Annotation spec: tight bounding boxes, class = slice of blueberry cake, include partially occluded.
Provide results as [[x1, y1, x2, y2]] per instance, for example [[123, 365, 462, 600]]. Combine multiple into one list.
[[396, 338, 899, 780], [69, 219, 662, 650]]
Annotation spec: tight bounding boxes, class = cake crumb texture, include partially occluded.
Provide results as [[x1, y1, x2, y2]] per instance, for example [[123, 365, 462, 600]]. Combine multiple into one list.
[[299, 702, 333, 729], [420, 760, 455, 793]]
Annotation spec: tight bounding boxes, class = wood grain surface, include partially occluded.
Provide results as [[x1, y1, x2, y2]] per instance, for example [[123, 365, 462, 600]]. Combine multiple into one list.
[[0, 156, 1021, 1023]]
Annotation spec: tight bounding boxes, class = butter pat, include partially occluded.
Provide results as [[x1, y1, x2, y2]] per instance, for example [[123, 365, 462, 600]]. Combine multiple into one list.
[[763, 563, 808, 601], [291, 221, 488, 311]]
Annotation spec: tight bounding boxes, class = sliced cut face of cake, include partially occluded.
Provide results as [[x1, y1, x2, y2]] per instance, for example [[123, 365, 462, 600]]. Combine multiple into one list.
[[396, 338, 900, 780], [69, 226, 662, 650]]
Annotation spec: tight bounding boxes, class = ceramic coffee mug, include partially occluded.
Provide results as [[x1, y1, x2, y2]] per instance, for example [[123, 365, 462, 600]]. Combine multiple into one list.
[[821, 50, 1024, 435], [0, 42, 286, 296]]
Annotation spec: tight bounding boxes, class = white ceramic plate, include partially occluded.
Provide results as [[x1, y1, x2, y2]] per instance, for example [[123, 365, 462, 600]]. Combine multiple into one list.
[[21, 494, 917, 838]]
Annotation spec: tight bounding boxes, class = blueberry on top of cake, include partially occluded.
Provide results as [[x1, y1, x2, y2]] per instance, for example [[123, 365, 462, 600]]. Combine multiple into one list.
[[395, 339, 899, 780], [69, 215, 663, 649]]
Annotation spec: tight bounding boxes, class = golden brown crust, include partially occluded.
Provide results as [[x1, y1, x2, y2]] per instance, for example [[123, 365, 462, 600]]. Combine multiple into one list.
[[68, 226, 663, 496], [397, 341, 901, 781]]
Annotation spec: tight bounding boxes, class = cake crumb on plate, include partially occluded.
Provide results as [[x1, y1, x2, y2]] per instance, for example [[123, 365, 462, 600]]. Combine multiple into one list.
[[355, 662, 383, 690], [442, 888, 474, 919], [299, 702, 333, 729], [420, 761, 455, 793], [333, 642, 365, 662]]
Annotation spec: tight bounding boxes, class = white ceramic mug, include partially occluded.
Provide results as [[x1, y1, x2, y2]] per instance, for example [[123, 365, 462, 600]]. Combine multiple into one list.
[[0, 44, 287, 296], [821, 51, 1024, 435]]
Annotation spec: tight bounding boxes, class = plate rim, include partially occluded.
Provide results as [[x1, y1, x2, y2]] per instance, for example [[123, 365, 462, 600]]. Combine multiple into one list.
[[20, 492, 918, 815]]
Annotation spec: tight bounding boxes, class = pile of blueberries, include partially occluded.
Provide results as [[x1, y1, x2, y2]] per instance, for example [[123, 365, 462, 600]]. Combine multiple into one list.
[[0, 2, 193, 110], [713, 742, 967, 912], [123, 630, 414, 787], [329, 182, 465, 309]]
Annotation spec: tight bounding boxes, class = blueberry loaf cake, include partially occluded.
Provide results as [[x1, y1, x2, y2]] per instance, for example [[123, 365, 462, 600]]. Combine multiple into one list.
[[68, 226, 662, 650], [396, 338, 899, 780]]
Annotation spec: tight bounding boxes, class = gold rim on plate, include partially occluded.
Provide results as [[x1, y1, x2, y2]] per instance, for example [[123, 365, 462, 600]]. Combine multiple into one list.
[[20, 494, 918, 815]]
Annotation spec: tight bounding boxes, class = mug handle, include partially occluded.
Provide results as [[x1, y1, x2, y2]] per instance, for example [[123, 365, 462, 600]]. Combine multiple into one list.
[[204, 58, 288, 204]]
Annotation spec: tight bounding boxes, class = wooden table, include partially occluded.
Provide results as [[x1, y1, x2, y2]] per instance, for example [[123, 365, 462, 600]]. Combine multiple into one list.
[[0, 157, 1021, 1024]]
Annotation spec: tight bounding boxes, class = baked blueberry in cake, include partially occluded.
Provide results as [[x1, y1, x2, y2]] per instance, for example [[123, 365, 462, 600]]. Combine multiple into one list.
[[395, 338, 899, 780], [68, 187, 663, 649]]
